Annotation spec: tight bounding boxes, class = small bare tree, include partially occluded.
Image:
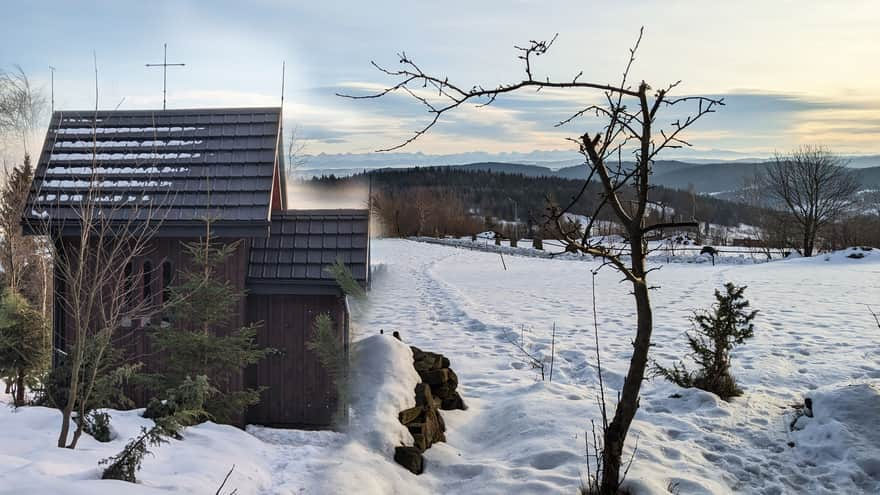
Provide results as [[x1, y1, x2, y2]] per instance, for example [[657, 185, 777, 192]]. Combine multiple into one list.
[[285, 125, 307, 179], [29, 64, 171, 448], [762, 146, 859, 257], [0, 66, 48, 157], [44, 183, 167, 449], [341, 29, 721, 493]]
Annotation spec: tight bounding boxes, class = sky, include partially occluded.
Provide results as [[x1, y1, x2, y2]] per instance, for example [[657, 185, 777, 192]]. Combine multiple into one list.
[[2, 0, 880, 161]]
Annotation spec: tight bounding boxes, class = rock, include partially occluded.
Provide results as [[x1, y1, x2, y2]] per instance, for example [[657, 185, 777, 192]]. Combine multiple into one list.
[[435, 409, 446, 432], [419, 368, 451, 385], [414, 354, 443, 372], [411, 432, 428, 452], [431, 381, 457, 399], [445, 369, 458, 388], [423, 406, 446, 444], [414, 383, 434, 407], [394, 446, 424, 474], [441, 392, 467, 410], [395, 346, 466, 473], [399, 406, 424, 425], [408, 422, 426, 437]]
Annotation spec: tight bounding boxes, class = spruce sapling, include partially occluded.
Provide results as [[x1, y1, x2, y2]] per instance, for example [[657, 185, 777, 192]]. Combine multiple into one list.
[[101, 375, 214, 483], [655, 282, 758, 400], [151, 223, 273, 424]]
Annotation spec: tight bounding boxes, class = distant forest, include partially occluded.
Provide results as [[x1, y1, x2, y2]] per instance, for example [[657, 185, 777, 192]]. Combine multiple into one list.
[[308, 167, 768, 238]]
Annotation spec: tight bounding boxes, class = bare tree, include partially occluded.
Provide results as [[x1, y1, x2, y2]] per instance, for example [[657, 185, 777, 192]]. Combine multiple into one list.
[[28, 63, 171, 448], [762, 146, 859, 257], [0, 66, 48, 157], [738, 171, 794, 259], [341, 29, 721, 493], [285, 125, 307, 179], [43, 184, 167, 449]]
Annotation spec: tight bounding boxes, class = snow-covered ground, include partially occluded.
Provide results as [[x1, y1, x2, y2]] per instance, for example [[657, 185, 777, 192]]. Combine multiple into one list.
[[2, 240, 879, 494], [347, 240, 880, 494]]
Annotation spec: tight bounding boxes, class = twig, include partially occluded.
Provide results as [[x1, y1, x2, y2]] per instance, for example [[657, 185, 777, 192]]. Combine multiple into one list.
[[504, 327, 545, 381], [592, 270, 608, 431], [215, 464, 236, 495], [549, 322, 556, 383], [868, 305, 880, 330]]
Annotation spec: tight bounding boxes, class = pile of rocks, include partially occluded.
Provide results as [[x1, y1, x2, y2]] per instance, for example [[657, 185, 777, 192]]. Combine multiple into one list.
[[394, 346, 466, 474]]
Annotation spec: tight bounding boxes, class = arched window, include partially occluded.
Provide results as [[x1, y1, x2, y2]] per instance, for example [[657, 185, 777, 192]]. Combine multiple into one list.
[[162, 260, 173, 304], [123, 262, 133, 306], [142, 260, 153, 306], [122, 262, 134, 328]]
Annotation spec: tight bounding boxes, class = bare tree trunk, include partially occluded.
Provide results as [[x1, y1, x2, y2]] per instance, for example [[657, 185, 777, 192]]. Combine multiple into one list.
[[600, 237, 652, 493], [803, 226, 813, 257], [14, 370, 26, 405], [57, 352, 79, 447]]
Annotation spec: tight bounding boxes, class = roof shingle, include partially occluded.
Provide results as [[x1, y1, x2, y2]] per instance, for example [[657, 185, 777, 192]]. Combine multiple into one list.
[[24, 107, 282, 231], [248, 210, 370, 287]]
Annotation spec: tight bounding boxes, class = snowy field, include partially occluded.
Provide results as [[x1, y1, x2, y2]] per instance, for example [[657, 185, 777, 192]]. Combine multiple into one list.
[[2, 240, 879, 494], [350, 240, 880, 494]]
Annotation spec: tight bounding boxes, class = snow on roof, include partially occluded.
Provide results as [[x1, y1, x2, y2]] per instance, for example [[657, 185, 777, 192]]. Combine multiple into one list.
[[24, 107, 282, 228]]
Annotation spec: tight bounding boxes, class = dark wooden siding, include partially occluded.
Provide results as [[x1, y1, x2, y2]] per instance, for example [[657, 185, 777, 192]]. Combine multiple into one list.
[[245, 293, 347, 427], [55, 235, 252, 408]]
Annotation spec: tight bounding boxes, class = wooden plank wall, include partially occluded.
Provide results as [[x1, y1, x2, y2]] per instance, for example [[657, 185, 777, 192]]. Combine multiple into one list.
[[56, 236, 251, 408], [245, 294, 346, 427]]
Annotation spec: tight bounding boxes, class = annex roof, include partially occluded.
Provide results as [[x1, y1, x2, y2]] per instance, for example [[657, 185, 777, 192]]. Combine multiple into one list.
[[23, 107, 285, 236], [247, 210, 370, 294]]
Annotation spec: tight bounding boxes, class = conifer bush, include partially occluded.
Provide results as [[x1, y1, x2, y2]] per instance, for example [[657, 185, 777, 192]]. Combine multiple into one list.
[[39, 342, 142, 412], [83, 411, 113, 442], [101, 375, 215, 483], [150, 227, 273, 424], [0, 289, 47, 406], [305, 259, 367, 425], [655, 283, 758, 400]]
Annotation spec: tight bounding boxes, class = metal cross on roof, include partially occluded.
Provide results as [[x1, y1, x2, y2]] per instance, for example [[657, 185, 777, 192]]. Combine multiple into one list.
[[145, 43, 185, 110]]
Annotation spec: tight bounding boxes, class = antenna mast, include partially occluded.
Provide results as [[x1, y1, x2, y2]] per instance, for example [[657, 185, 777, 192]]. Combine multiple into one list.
[[145, 43, 185, 110], [48, 66, 56, 114], [280, 60, 286, 108]]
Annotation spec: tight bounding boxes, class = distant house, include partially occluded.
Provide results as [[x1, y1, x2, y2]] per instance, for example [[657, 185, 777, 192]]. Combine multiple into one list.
[[22, 107, 369, 427]]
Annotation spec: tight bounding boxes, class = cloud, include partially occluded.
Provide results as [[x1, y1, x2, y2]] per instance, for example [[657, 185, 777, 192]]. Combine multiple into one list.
[[295, 83, 880, 155]]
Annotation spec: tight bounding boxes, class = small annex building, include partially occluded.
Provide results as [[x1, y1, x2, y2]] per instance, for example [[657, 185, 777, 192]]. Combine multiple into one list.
[[22, 107, 368, 427]]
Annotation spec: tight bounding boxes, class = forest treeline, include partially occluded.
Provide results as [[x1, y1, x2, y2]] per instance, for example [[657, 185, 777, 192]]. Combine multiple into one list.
[[308, 167, 767, 238], [308, 165, 880, 251]]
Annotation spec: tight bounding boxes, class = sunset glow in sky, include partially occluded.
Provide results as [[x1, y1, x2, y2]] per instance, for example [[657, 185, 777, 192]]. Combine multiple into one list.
[[3, 0, 879, 158]]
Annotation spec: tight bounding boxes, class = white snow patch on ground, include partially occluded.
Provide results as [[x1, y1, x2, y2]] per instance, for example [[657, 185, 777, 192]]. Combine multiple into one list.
[[789, 380, 880, 493], [348, 240, 880, 494], [2, 240, 879, 494], [0, 404, 272, 494]]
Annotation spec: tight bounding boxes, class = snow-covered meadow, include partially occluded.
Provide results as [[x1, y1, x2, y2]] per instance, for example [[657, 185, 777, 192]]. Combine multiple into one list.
[[1, 239, 879, 494], [353, 240, 880, 494]]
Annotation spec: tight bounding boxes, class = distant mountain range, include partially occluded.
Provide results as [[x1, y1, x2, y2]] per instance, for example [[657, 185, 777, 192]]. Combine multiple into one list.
[[297, 156, 880, 197]]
